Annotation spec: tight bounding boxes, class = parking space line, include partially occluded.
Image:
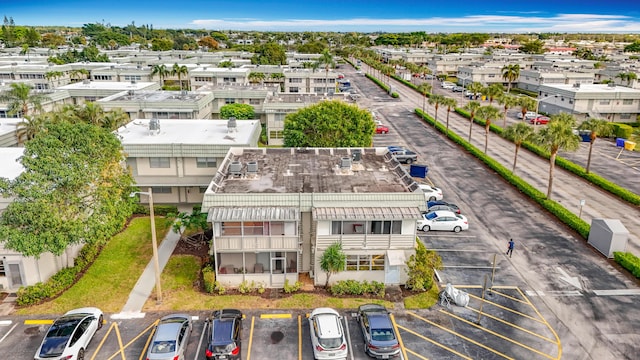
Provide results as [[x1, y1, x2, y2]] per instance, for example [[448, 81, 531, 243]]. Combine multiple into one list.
[[260, 313, 292, 319], [390, 314, 408, 360], [396, 324, 471, 359], [516, 288, 563, 359], [460, 307, 557, 343], [246, 316, 255, 360], [193, 320, 208, 360], [440, 310, 557, 360], [298, 315, 302, 360], [24, 319, 53, 325], [405, 347, 430, 360], [487, 288, 531, 305], [466, 293, 546, 324], [0, 323, 17, 344], [343, 316, 354, 360], [407, 312, 513, 359]]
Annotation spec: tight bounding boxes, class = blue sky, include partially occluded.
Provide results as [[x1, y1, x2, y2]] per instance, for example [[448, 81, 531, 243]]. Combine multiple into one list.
[[2, 0, 640, 33]]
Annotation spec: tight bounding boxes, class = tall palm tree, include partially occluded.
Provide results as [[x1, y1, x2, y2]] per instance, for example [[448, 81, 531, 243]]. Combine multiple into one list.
[[501, 64, 520, 93], [464, 100, 481, 142], [102, 108, 130, 131], [417, 83, 432, 113], [0, 82, 48, 117], [476, 105, 501, 153], [441, 97, 458, 135], [483, 83, 504, 105], [497, 93, 519, 127], [78, 102, 105, 126], [577, 118, 614, 174], [518, 96, 537, 120], [503, 122, 535, 172], [315, 49, 335, 95], [535, 114, 580, 199], [16, 115, 47, 144], [151, 64, 169, 86], [466, 82, 484, 101], [44, 70, 64, 89], [171, 63, 189, 90], [428, 94, 446, 126]]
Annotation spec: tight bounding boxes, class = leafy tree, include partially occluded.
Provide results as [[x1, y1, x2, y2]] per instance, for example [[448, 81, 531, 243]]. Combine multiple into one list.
[[441, 97, 457, 135], [297, 41, 327, 54], [519, 39, 546, 54], [0, 121, 136, 257], [503, 122, 535, 172], [428, 94, 446, 126], [497, 94, 519, 127], [463, 100, 481, 142], [0, 83, 48, 117], [417, 83, 432, 113], [501, 64, 520, 93], [476, 105, 501, 153], [171, 63, 189, 90], [16, 115, 47, 144], [535, 114, 580, 199], [219, 60, 234, 68], [69, 68, 89, 82], [252, 42, 287, 65], [168, 208, 208, 241], [577, 118, 614, 174], [623, 41, 640, 53], [283, 100, 375, 147], [41, 33, 66, 48], [405, 240, 442, 292], [319, 242, 346, 288], [198, 36, 219, 50], [152, 37, 174, 51], [220, 103, 255, 120]]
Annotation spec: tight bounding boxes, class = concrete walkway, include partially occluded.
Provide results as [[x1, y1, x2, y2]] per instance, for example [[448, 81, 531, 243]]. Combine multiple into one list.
[[113, 223, 181, 319]]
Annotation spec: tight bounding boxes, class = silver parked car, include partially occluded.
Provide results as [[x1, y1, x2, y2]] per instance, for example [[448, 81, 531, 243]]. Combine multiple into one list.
[[309, 308, 348, 360], [34, 307, 104, 360], [147, 314, 193, 360]]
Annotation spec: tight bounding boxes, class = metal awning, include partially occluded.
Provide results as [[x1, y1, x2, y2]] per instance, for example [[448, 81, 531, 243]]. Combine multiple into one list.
[[207, 207, 300, 222], [313, 207, 422, 220], [387, 250, 407, 266]]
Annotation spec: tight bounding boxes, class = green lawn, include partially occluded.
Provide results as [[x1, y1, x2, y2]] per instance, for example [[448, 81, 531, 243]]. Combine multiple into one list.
[[17, 217, 174, 315]]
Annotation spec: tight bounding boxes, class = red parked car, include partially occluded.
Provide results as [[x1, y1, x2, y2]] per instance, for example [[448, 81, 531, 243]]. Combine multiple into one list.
[[530, 116, 550, 125], [376, 125, 389, 134]]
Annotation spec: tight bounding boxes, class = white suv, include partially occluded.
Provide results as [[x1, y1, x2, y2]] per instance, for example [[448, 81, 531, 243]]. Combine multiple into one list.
[[309, 308, 348, 360], [441, 81, 455, 89]]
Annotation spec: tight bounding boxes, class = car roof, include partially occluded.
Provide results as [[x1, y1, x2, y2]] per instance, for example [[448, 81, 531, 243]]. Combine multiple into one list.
[[155, 321, 183, 341], [211, 317, 236, 344], [368, 313, 393, 329], [428, 210, 457, 217]]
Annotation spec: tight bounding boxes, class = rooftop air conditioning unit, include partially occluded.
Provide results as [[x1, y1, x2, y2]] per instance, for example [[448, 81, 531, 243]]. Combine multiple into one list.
[[247, 161, 258, 174], [340, 157, 352, 169], [352, 149, 362, 162], [228, 161, 243, 177], [227, 117, 237, 133], [149, 118, 160, 135]]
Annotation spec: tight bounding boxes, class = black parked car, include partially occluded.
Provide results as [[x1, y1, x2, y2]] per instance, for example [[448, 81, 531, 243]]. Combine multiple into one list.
[[205, 309, 243, 360], [357, 304, 401, 359], [427, 200, 461, 214]]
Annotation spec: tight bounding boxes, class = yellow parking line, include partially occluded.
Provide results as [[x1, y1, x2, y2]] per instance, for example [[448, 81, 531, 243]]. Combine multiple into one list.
[[396, 324, 471, 360], [462, 307, 557, 343], [440, 310, 557, 360], [407, 311, 514, 360], [487, 289, 531, 305], [516, 288, 562, 359], [247, 316, 255, 360], [467, 293, 545, 323], [24, 319, 53, 325], [390, 314, 408, 360], [405, 348, 430, 360], [298, 315, 302, 360], [260, 313, 292, 319]]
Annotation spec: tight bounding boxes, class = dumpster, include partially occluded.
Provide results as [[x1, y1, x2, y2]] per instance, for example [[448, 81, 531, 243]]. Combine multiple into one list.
[[409, 164, 429, 178], [616, 138, 626, 147], [624, 141, 636, 151], [580, 133, 591, 142]]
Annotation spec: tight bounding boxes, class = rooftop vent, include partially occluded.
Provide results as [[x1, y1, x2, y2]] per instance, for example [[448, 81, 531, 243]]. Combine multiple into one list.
[[82, 79, 90, 85], [228, 161, 243, 177], [131, 80, 136, 84], [128, 90, 135, 96], [227, 117, 237, 133], [247, 161, 258, 175], [573, 83, 580, 88], [181, 90, 188, 96], [149, 118, 160, 135], [340, 157, 352, 169]]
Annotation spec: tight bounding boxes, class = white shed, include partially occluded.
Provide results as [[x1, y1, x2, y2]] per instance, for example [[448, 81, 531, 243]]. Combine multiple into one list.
[[588, 219, 629, 258]]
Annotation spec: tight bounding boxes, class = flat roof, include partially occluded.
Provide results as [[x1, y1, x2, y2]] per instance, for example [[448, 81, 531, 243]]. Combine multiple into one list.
[[102, 90, 207, 102], [57, 81, 157, 91], [542, 84, 640, 94], [0, 147, 25, 180], [116, 119, 260, 146], [0, 118, 20, 136], [215, 147, 412, 194]]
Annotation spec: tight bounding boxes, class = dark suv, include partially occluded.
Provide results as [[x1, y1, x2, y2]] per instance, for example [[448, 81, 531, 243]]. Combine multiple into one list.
[[205, 309, 243, 360]]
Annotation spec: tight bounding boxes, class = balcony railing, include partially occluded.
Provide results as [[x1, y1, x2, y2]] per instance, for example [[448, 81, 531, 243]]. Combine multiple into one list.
[[215, 236, 299, 251]]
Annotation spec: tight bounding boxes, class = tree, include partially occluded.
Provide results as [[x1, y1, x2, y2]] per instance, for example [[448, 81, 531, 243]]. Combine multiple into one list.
[[171, 63, 189, 90], [428, 94, 446, 126], [497, 94, 519, 127], [535, 114, 580, 199], [441, 97, 458, 135], [151, 64, 169, 86], [476, 105, 501, 153], [578, 118, 614, 174], [15, 115, 47, 144], [503, 122, 535, 172], [198, 36, 219, 51], [315, 49, 335, 95], [152, 37, 173, 51], [248, 72, 266, 84], [417, 83, 432, 113], [169, 208, 208, 241], [501, 64, 520, 93], [0, 121, 136, 257], [69, 68, 89, 82], [319, 242, 346, 287], [405, 240, 442, 292], [218, 60, 233, 68], [0, 83, 48, 117], [466, 81, 484, 101], [624, 41, 640, 53], [518, 96, 537, 120], [482, 83, 504, 105], [463, 101, 481, 142], [251, 42, 287, 65], [519, 39, 546, 54], [220, 103, 255, 120], [283, 100, 375, 147]]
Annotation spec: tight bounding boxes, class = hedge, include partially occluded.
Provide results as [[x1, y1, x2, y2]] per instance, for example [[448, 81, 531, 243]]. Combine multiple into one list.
[[612, 123, 634, 139], [365, 74, 399, 98], [133, 204, 179, 216], [613, 252, 640, 278]]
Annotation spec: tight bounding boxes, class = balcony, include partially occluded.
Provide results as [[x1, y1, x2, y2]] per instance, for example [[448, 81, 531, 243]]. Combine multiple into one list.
[[215, 236, 299, 251]]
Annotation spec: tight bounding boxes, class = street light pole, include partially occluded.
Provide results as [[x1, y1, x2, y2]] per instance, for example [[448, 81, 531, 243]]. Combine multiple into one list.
[[131, 188, 163, 304]]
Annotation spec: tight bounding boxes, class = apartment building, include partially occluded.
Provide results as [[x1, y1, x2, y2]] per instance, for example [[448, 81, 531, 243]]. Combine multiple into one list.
[[98, 90, 214, 120], [56, 79, 160, 104]]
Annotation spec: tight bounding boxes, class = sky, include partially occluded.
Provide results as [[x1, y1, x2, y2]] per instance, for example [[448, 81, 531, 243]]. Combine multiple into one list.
[[2, 0, 640, 33]]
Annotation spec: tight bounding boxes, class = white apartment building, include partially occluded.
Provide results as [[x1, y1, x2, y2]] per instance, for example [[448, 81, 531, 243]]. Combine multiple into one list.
[[98, 90, 214, 120]]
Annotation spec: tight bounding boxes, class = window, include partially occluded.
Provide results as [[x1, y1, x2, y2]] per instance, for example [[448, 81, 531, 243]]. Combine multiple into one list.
[[196, 157, 217, 168], [93, 75, 112, 81], [289, 78, 302, 83], [195, 76, 212, 82], [290, 87, 299, 93], [332, 220, 401, 234], [269, 130, 284, 139], [199, 186, 208, 193], [225, 98, 236, 104], [368, 221, 402, 234], [599, 100, 610, 105], [124, 75, 141, 81], [621, 113, 631, 119], [149, 157, 170, 168], [623, 99, 633, 105], [250, 98, 261, 105], [345, 254, 385, 271], [151, 187, 172, 194], [223, 77, 237, 83], [0, 260, 4, 277]]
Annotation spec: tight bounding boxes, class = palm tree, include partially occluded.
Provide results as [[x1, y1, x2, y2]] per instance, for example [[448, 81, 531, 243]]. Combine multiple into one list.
[[497, 94, 519, 127], [428, 94, 446, 126], [151, 64, 169, 86], [501, 64, 520, 93], [248, 72, 266, 84], [476, 105, 501, 153], [320, 242, 346, 288], [617, 72, 638, 86], [441, 97, 458, 135], [503, 122, 535, 172], [44, 70, 63, 89], [466, 82, 484, 101], [69, 68, 89, 83], [464, 101, 481, 142], [78, 102, 105, 126], [535, 114, 580, 199], [0, 82, 48, 117], [483, 83, 504, 105], [171, 63, 189, 90], [518, 96, 537, 120], [417, 83, 432, 113], [315, 49, 335, 95], [16, 115, 47, 144], [578, 118, 614, 174], [102, 108, 130, 131]]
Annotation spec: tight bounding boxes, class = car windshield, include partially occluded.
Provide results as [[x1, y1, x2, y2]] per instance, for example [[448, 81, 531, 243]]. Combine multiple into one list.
[[319, 337, 342, 349], [151, 340, 176, 353], [425, 212, 438, 220], [371, 328, 396, 342]]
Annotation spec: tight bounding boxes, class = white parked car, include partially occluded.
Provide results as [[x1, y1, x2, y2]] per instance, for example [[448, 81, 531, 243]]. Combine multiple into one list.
[[309, 308, 348, 360], [417, 210, 469, 232], [441, 81, 455, 89], [34, 307, 104, 360], [415, 184, 443, 201], [517, 111, 538, 120]]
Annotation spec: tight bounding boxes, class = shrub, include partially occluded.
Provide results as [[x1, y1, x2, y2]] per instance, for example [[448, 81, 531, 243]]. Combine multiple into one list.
[[614, 252, 640, 278], [202, 264, 216, 293], [256, 282, 266, 294], [214, 281, 226, 295], [329, 280, 385, 297], [283, 279, 302, 294], [405, 241, 442, 292], [131, 204, 178, 216], [612, 123, 633, 139], [238, 280, 255, 294]]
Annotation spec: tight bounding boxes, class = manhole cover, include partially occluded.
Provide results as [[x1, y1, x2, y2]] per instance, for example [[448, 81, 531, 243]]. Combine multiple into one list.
[[270, 331, 284, 344], [24, 326, 41, 335]]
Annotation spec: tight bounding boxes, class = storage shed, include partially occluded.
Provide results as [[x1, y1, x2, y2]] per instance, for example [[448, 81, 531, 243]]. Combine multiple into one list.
[[588, 219, 629, 258]]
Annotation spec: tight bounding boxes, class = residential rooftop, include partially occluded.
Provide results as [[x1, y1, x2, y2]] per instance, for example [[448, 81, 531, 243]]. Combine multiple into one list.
[[0, 147, 25, 180], [57, 80, 157, 91], [100, 89, 208, 102]]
